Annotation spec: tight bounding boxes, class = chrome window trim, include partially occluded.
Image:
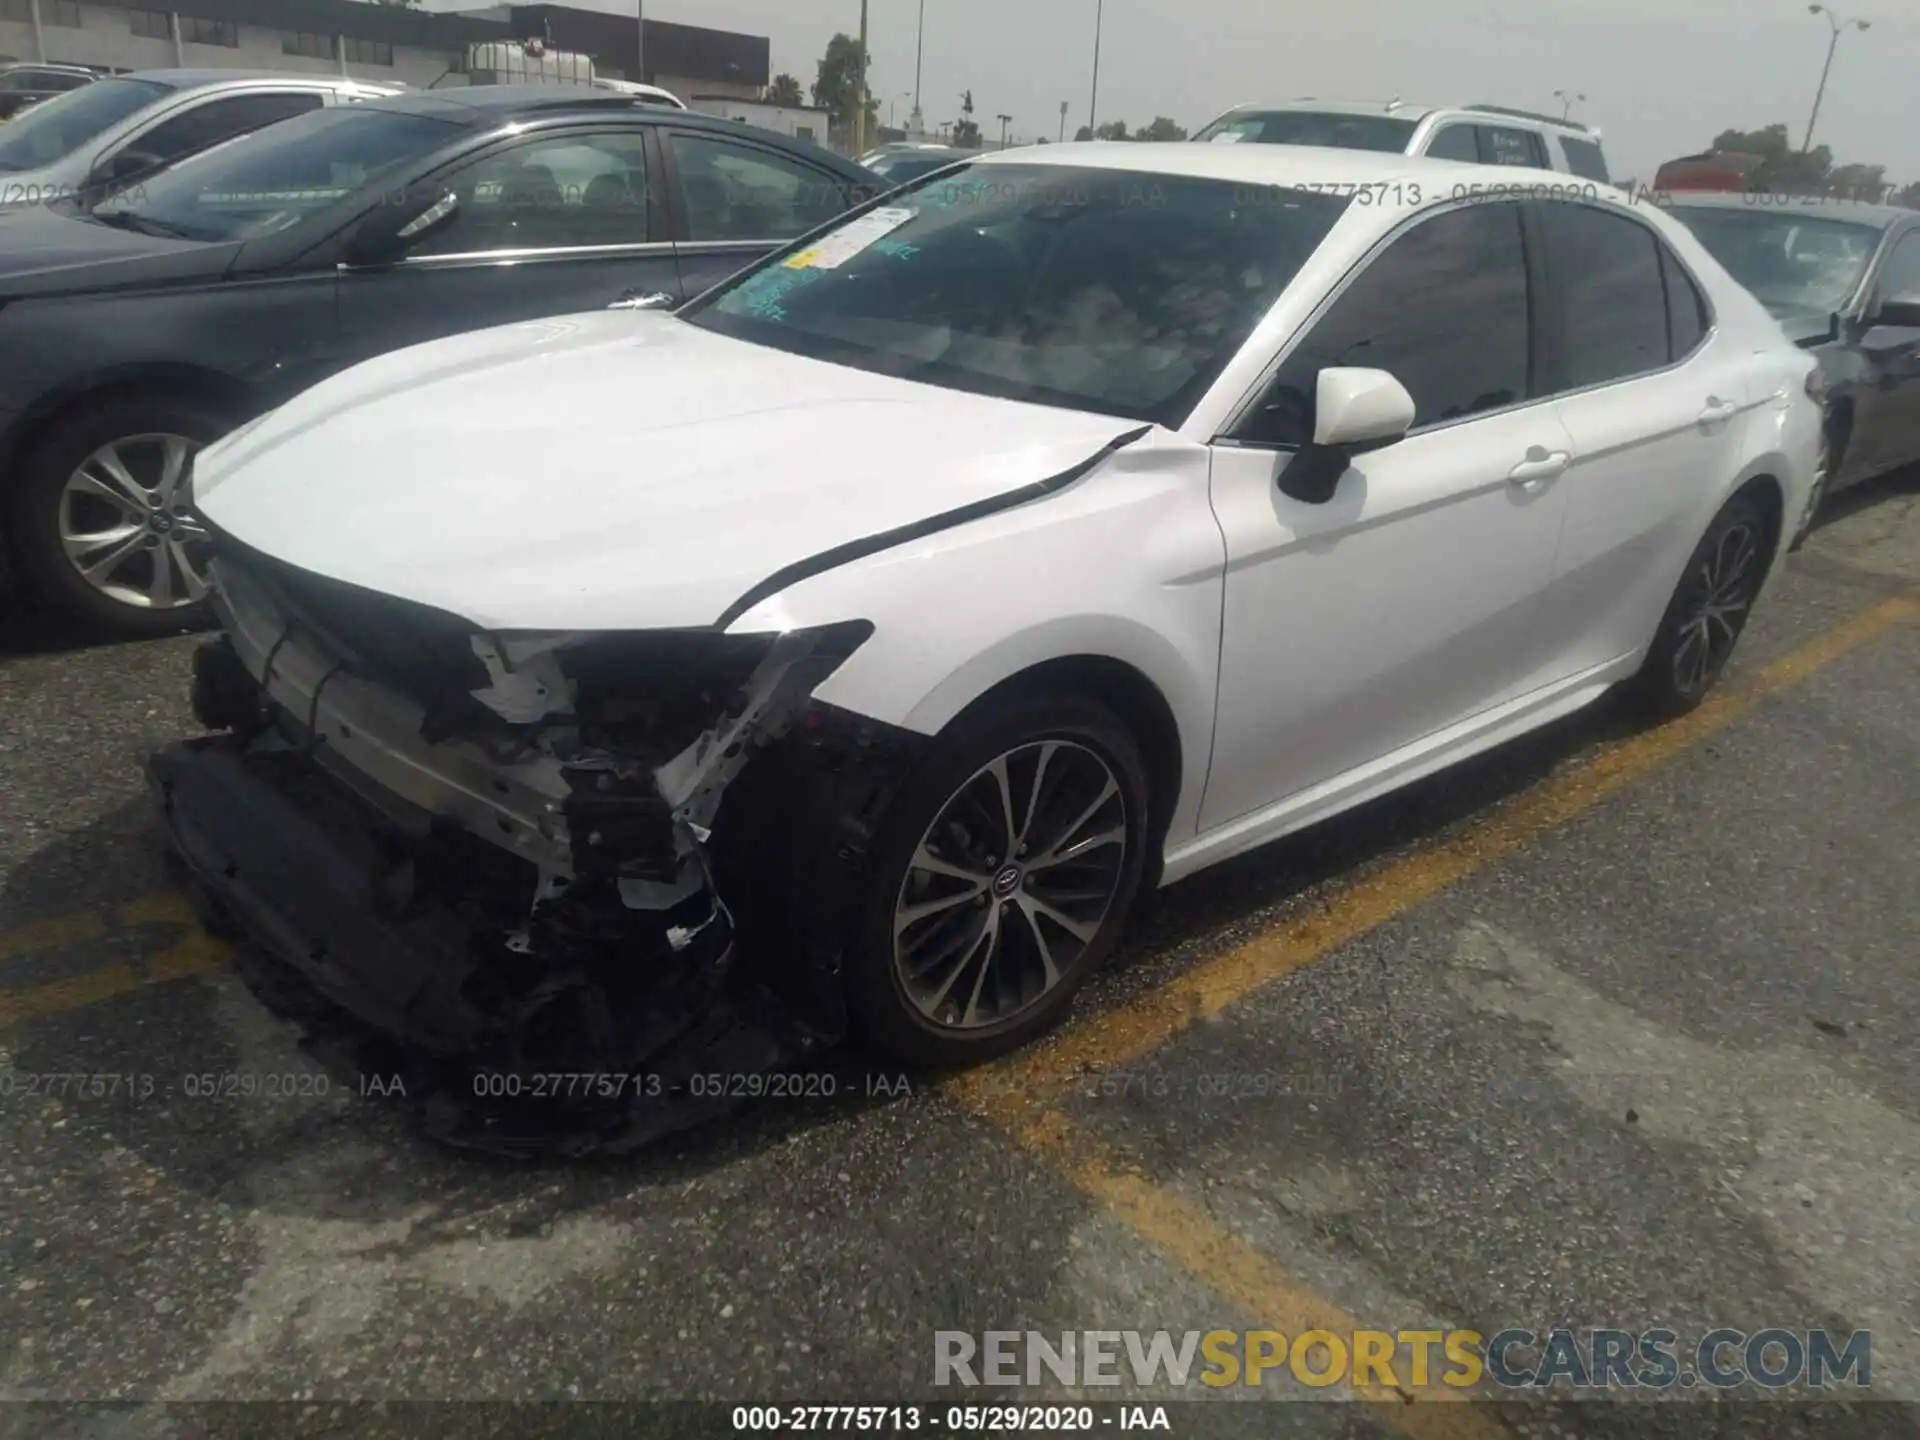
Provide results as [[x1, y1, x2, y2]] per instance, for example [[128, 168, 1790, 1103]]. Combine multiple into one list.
[[1214, 195, 1725, 448], [374, 240, 675, 268]]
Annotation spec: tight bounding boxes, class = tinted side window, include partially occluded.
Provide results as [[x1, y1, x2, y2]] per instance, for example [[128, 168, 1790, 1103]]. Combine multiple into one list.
[[670, 133, 850, 241], [1560, 136, 1610, 183], [1539, 202, 1669, 390], [1660, 245, 1709, 359], [413, 130, 653, 254], [131, 91, 324, 167], [1424, 124, 1479, 163], [1239, 201, 1531, 446], [1480, 125, 1544, 167]]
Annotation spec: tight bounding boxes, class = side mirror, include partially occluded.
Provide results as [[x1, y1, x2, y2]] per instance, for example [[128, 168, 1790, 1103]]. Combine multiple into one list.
[[343, 188, 459, 267], [1277, 367, 1415, 505], [92, 148, 162, 188]]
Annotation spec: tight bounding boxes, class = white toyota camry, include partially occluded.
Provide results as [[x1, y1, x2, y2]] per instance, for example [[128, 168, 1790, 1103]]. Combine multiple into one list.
[[157, 143, 1821, 1135]]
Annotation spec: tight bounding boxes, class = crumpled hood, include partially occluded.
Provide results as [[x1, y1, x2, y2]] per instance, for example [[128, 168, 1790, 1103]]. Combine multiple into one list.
[[193, 311, 1149, 632]]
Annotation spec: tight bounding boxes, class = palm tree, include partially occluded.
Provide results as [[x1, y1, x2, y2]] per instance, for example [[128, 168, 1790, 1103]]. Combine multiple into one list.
[[766, 73, 804, 107]]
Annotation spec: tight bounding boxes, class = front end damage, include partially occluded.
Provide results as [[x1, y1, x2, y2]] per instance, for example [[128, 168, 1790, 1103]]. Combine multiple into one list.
[[149, 546, 923, 1155]]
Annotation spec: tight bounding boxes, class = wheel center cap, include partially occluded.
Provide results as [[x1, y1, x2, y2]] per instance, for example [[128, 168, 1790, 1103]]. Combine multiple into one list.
[[149, 512, 172, 535], [992, 864, 1023, 897]]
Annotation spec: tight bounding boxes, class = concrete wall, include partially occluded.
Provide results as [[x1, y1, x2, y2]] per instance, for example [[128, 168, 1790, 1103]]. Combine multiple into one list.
[[0, 4, 470, 89]]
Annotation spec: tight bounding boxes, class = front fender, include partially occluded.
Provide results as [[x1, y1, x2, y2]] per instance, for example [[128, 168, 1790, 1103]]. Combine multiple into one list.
[[725, 433, 1226, 845]]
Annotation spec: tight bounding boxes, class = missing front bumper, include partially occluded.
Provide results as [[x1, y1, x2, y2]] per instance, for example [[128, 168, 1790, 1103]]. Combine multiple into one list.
[[147, 736, 822, 1156]]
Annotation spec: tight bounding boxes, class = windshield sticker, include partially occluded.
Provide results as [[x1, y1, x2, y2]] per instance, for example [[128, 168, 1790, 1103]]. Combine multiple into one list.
[[1211, 131, 1247, 143], [783, 205, 916, 270], [729, 264, 824, 322]]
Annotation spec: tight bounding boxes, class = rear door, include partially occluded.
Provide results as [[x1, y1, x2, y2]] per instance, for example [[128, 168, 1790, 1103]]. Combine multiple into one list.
[[1519, 199, 1762, 691], [661, 128, 864, 297], [333, 123, 680, 368]]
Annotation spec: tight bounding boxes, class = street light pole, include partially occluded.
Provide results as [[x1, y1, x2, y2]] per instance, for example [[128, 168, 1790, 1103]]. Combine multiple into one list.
[[911, 0, 926, 134], [1087, 0, 1103, 136], [854, 0, 870, 155], [997, 113, 1012, 149], [1803, 4, 1870, 152], [635, 0, 644, 83], [1553, 88, 1585, 120], [1059, 99, 1068, 143]]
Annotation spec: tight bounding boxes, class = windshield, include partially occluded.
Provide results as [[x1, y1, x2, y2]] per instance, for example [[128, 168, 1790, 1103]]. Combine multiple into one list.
[[92, 106, 465, 242], [1192, 109, 1418, 154], [0, 77, 169, 173], [1668, 206, 1881, 315], [684, 163, 1348, 425]]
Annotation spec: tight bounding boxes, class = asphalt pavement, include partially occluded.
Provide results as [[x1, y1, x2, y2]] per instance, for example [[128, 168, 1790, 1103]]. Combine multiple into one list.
[[1, 468, 1916, 1440]]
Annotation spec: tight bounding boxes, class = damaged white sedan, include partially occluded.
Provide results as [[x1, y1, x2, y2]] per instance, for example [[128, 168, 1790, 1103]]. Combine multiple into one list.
[[153, 144, 1821, 1151]]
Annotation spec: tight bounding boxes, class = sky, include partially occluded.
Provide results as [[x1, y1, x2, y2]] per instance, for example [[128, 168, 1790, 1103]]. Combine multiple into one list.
[[449, 0, 1917, 185]]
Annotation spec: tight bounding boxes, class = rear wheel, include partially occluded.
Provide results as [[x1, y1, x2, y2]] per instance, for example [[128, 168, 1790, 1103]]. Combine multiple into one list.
[[1630, 491, 1772, 718], [7, 394, 231, 637], [846, 690, 1152, 1068]]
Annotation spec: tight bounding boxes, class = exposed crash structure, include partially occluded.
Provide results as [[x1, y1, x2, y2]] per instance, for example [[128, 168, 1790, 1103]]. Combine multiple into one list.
[[152, 537, 923, 1155]]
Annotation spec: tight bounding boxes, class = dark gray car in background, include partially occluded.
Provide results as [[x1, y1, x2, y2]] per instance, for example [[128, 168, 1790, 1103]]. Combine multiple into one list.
[[0, 86, 878, 635], [1664, 194, 1920, 542]]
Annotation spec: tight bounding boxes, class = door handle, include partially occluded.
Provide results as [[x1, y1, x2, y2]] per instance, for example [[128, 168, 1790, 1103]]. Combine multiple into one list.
[[1697, 396, 1740, 426], [608, 291, 676, 311], [1507, 449, 1571, 488]]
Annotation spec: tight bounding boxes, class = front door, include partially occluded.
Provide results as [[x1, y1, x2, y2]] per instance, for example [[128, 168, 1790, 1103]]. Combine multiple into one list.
[[1848, 230, 1920, 480], [334, 125, 681, 368], [1203, 199, 1573, 830]]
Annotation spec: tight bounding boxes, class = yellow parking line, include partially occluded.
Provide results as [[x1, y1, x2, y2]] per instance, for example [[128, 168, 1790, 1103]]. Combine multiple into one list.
[[963, 1091, 1510, 1437], [0, 912, 109, 966], [946, 592, 1916, 1440], [953, 591, 1920, 1113]]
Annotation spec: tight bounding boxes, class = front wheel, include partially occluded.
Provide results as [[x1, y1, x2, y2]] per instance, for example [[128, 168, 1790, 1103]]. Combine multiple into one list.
[[7, 394, 232, 638], [846, 691, 1153, 1068], [1629, 491, 1772, 719]]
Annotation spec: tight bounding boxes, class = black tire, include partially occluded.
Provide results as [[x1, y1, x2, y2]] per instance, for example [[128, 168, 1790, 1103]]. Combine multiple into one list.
[[6, 393, 232, 638], [1629, 490, 1772, 719], [845, 689, 1153, 1068]]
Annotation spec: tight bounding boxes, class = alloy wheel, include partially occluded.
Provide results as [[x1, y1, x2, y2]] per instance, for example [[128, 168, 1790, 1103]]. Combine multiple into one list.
[[57, 432, 211, 611], [892, 739, 1129, 1031], [1671, 518, 1760, 696]]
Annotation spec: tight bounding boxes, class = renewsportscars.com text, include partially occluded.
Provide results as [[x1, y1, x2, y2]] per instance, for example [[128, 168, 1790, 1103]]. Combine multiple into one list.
[[934, 1328, 1871, 1391]]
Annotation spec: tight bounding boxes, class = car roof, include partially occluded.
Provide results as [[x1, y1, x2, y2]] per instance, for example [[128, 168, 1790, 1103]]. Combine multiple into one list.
[[2, 61, 100, 74], [1658, 192, 1913, 229], [353, 87, 878, 178], [122, 68, 398, 93], [969, 139, 1577, 191], [1218, 98, 1594, 136]]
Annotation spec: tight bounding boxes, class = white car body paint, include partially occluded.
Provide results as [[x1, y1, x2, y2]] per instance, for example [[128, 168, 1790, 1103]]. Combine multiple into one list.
[[193, 142, 1821, 890]]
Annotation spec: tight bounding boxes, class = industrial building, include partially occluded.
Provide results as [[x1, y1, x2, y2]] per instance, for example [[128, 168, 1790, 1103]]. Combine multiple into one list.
[[1, 0, 769, 101]]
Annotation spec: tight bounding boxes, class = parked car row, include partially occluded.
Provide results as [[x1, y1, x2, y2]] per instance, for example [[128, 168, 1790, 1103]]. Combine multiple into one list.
[[0, 76, 880, 633]]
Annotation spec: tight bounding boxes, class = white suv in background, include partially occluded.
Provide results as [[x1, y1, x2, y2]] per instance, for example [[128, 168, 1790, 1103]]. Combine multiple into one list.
[[1195, 100, 1611, 184]]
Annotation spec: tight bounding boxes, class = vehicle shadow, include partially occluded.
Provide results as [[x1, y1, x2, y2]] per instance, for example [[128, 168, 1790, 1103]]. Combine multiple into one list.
[[0, 676, 1662, 1227]]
